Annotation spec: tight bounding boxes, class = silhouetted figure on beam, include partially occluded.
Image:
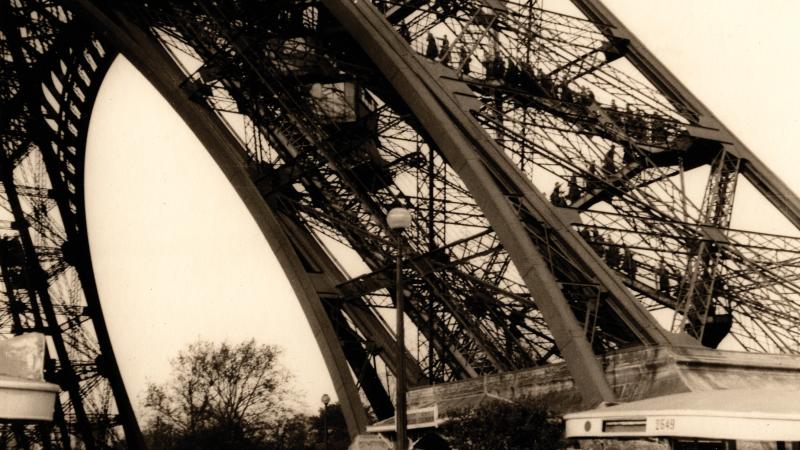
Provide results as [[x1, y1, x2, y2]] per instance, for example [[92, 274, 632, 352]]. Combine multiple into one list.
[[643, 116, 653, 143], [482, 52, 505, 81], [652, 119, 668, 145], [517, 63, 538, 93], [493, 53, 506, 80], [602, 145, 617, 174], [631, 111, 646, 141], [567, 174, 581, 202], [560, 84, 574, 104], [593, 231, 607, 259], [623, 246, 637, 281], [658, 260, 670, 295], [623, 105, 634, 136], [439, 35, 451, 65], [580, 87, 595, 106], [458, 47, 472, 75], [607, 99, 619, 122], [505, 61, 520, 88], [399, 22, 411, 42], [482, 55, 494, 79], [425, 33, 438, 59], [605, 243, 621, 269], [536, 69, 554, 94], [623, 143, 635, 165], [550, 182, 566, 207], [586, 162, 598, 191]]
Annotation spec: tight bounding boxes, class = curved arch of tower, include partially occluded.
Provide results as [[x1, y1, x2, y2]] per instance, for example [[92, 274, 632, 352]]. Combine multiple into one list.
[[2, 1, 800, 447]]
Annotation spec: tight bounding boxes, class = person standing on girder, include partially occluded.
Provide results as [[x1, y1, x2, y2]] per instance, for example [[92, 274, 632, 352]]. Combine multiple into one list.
[[425, 33, 438, 60], [592, 229, 607, 259], [536, 68, 554, 94], [560, 83, 574, 104], [550, 182, 566, 207], [458, 47, 472, 75], [628, 107, 646, 141], [505, 60, 520, 89], [605, 241, 621, 269], [439, 35, 451, 65], [623, 246, 637, 281], [493, 52, 506, 79], [607, 99, 620, 123], [658, 260, 670, 295], [483, 52, 506, 81], [585, 161, 598, 192], [602, 145, 617, 174], [399, 22, 411, 42], [567, 174, 581, 203], [623, 143, 636, 166], [652, 118, 669, 145], [580, 86, 595, 106]]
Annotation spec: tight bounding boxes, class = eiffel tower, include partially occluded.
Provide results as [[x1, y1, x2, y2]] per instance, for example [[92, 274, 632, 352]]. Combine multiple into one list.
[[2, 0, 800, 448]]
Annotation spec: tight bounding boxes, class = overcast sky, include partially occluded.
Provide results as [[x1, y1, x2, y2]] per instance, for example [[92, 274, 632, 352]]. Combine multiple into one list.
[[84, 0, 800, 418]]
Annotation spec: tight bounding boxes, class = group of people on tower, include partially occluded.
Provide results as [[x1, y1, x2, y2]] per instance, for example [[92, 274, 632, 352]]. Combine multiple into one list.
[[422, 32, 563, 95], [579, 229, 678, 296], [425, 33, 477, 76], [607, 101, 673, 146], [415, 26, 675, 154], [549, 176, 582, 207], [579, 229, 638, 282], [548, 140, 648, 207]]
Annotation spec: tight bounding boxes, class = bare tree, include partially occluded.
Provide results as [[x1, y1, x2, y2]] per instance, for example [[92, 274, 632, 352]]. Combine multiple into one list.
[[143, 339, 294, 450]]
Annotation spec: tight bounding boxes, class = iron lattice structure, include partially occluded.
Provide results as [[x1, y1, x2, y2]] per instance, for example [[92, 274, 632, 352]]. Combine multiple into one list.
[[2, 0, 800, 447]]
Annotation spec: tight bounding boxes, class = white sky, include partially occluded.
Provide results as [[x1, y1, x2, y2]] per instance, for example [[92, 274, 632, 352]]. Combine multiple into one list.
[[83, 1, 800, 418]]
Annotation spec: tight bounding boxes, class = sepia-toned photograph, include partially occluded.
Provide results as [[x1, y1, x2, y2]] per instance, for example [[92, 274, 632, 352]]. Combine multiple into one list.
[[1, 0, 799, 449]]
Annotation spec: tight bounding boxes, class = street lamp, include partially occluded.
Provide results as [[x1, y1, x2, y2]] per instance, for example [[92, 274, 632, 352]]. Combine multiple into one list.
[[321, 393, 330, 450], [386, 207, 412, 450]]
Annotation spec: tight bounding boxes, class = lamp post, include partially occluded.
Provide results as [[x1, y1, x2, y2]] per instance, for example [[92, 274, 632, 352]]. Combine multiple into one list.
[[386, 207, 412, 450], [321, 393, 330, 450]]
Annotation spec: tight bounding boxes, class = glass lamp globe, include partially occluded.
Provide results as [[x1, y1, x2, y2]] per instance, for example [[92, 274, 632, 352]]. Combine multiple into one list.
[[386, 207, 412, 230]]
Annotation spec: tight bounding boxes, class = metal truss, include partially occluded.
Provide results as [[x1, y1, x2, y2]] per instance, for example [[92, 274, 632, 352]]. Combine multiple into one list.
[[0, 1, 142, 448], [3, 0, 800, 447]]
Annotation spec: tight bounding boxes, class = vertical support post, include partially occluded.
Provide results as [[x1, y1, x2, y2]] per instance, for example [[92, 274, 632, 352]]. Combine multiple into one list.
[[387, 206, 412, 448], [395, 233, 407, 450], [323, 406, 329, 450], [427, 142, 435, 385], [321, 393, 330, 450]]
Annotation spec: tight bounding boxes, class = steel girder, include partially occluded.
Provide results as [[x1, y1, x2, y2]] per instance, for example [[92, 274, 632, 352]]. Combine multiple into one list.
[[320, 0, 682, 406], [572, 0, 800, 229], [0, 1, 142, 448], [4, 0, 800, 447], [67, 0, 413, 438]]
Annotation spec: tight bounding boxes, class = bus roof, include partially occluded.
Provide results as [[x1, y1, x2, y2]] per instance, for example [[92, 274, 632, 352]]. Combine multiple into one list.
[[564, 389, 800, 441]]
